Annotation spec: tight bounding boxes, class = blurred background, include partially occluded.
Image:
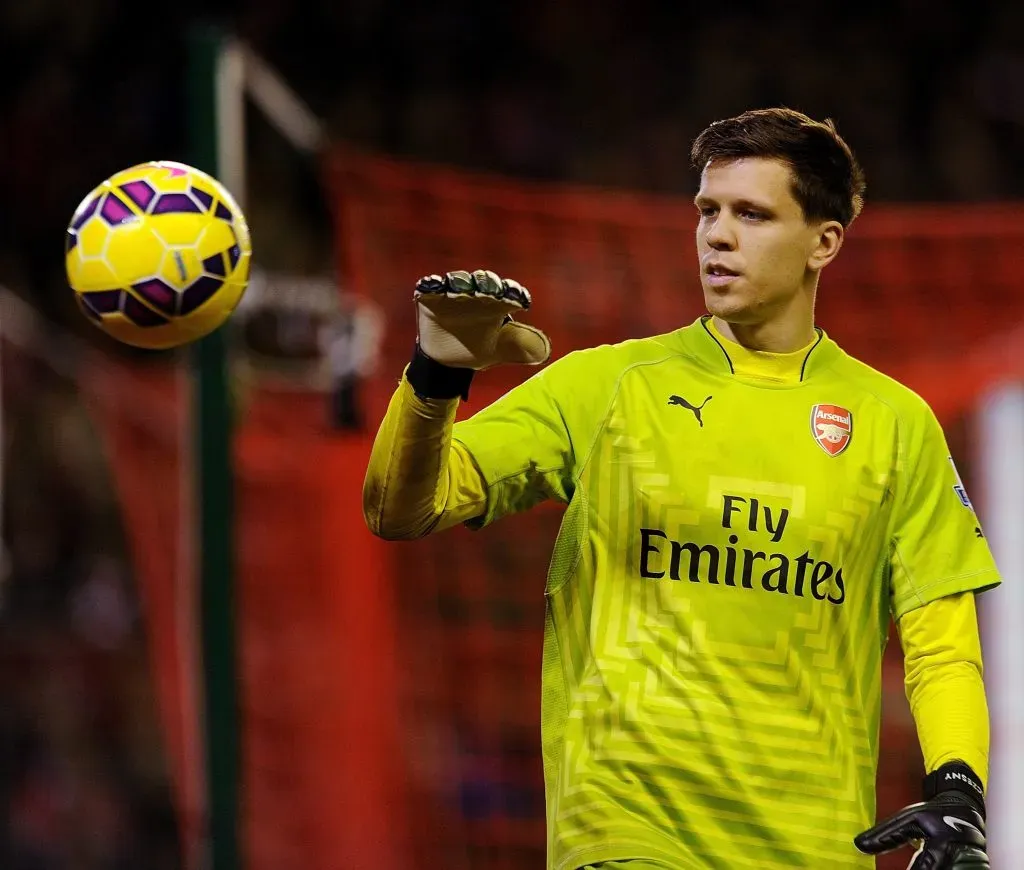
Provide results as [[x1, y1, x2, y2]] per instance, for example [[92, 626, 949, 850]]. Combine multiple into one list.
[[1, 1, 1023, 869]]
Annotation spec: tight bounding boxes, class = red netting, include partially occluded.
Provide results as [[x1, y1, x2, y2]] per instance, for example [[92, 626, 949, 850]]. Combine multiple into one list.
[[80, 362, 411, 870]]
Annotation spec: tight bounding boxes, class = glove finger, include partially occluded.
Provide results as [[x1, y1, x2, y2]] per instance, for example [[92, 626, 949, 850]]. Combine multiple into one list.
[[909, 839, 976, 870], [493, 321, 551, 366], [413, 271, 478, 298], [414, 273, 453, 296], [414, 272, 531, 310], [502, 278, 532, 310], [470, 269, 503, 298], [468, 270, 532, 310], [855, 805, 927, 855]]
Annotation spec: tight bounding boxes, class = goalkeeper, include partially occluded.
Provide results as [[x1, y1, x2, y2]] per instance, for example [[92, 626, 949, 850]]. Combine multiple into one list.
[[363, 108, 1000, 869]]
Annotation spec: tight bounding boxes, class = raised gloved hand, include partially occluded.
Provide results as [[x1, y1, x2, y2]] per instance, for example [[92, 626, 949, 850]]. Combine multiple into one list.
[[414, 269, 551, 371]]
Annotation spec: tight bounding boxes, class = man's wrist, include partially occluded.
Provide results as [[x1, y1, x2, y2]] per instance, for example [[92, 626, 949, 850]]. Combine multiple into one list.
[[406, 343, 475, 401], [924, 761, 986, 817]]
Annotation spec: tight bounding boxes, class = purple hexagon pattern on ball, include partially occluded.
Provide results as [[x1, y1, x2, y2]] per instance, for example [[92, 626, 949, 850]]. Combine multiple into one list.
[[80, 289, 122, 316], [214, 201, 233, 221], [180, 275, 224, 315], [151, 193, 201, 215], [120, 180, 156, 211], [66, 229, 78, 253], [132, 278, 178, 316], [72, 195, 101, 230], [227, 244, 241, 271], [191, 187, 214, 212], [203, 252, 226, 277], [122, 293, 169, 327], [100, 193, 135, 225]]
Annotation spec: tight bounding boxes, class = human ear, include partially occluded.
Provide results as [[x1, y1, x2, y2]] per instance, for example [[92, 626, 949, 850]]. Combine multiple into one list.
[[809, 221, 844, 271]]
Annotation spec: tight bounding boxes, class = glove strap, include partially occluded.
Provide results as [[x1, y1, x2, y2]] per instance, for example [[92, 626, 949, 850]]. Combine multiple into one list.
[[923, 761, 986, 818], [407, 343, 475, 401]]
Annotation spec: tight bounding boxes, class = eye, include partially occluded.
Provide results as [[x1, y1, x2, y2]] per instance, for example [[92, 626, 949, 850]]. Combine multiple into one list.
[[739, 209, 767, 221], [698, 206, 718, 218]]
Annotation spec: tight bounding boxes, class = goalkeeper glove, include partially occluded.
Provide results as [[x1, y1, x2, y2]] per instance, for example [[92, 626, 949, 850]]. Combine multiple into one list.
[[413, 269, 551, 371], [854, 762, 989, 869]]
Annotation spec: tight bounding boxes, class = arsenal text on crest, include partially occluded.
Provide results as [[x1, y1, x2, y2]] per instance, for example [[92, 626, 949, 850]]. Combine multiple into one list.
[[811, 404, 852, 457]]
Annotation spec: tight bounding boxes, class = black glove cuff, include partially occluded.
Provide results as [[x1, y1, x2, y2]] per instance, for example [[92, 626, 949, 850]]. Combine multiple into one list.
[[924, 761, 986, 818], [406, 343, 474, 401]]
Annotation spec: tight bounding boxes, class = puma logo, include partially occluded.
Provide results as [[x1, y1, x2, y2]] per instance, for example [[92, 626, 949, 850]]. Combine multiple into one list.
[[668, 394, 712, 427]]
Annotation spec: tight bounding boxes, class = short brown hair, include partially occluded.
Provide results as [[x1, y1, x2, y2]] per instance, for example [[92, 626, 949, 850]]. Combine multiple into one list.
[[690, 108, 866, 228]]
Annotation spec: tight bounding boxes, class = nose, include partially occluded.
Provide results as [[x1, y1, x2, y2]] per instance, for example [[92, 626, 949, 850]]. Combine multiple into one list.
[[703, 214, 736, 251]]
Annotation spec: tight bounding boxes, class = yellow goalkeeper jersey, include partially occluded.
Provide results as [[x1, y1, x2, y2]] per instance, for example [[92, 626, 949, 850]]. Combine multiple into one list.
[[446, 317, 1000, 870]]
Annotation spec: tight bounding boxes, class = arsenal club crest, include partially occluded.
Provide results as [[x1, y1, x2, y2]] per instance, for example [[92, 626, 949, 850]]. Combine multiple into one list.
[[811, 404, 852, 457]]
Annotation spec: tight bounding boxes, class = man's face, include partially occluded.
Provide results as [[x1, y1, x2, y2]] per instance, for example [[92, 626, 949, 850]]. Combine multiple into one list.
[[695, 157, 828, 325]]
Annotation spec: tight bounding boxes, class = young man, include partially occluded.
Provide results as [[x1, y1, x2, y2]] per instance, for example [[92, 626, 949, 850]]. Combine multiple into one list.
[[363, 109, 1000, 869]]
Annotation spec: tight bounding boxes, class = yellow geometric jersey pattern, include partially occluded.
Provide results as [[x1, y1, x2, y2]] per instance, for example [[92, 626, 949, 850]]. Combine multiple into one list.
[[452, 318, 1001, 870]]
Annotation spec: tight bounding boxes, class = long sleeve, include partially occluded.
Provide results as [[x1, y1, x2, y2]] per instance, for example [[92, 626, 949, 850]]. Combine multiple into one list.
[[365, 345, 604, 539], [897, 591, 990, 788], [362, 377, 490, 540]]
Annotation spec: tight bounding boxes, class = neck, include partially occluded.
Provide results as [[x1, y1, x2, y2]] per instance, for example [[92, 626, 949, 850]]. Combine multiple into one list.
[[711, 288, 817, 353], [712, 318, 817, 353]]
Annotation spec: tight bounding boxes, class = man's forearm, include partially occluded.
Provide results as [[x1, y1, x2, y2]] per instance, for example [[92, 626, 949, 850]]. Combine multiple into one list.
[[899, 592, 990, 786], [362, 374, 488, 540]]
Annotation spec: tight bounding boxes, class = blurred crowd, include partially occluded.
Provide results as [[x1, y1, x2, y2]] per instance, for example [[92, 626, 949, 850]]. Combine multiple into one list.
[[0, 0, 1022, 867]]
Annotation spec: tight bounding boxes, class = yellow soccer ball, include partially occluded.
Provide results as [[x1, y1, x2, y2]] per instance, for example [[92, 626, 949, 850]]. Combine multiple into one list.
[[65, 161, 252, 349]]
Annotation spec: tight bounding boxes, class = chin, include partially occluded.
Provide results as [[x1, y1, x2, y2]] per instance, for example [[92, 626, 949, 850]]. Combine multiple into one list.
[[702, 289, 757, 323]]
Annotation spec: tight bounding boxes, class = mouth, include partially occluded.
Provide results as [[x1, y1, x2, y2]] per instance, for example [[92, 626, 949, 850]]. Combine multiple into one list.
[[703, 262, 741, 287]]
